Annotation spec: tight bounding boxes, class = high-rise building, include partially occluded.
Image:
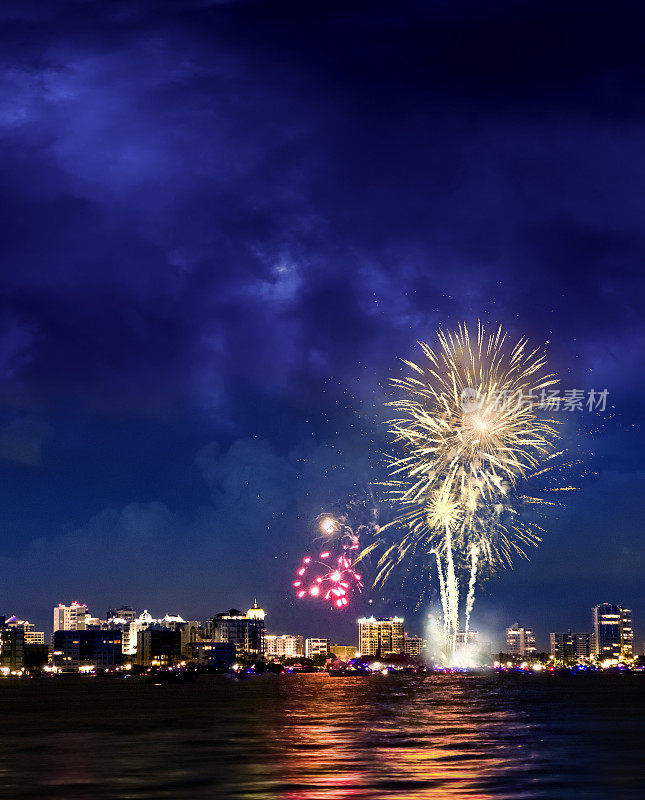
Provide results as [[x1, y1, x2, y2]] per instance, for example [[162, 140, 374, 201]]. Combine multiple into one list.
[[119, 611, 188, 657], [185, 641, 237, 669], [403, 634, 425, 657], [452, 631, 492, 663], [121, 610, 156, 655], [592, 604, 633, 662], [550, 632, 567, 662], [330, 644, 358, 660], [135, 628, 182, 668], [358, 617, 405, 657], [305, 638, 330, 659], [53, 602, 88, 632], [0, 621, 24, 671], [265, 634, 304, 658], [179, 620, 204, 656], [506, 623, 537, 658], [107, 605, 136, 624], [455, 630, 480, 649], [210, 602, 266, 657], [358, 617, 378, 656], [53, 629, 122, 671], [550, 631, 590, 663], [621, 608, 633, 660], [3, 616, 45, 645]]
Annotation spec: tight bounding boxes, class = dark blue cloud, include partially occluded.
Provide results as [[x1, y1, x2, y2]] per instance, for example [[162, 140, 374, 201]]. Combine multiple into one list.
[[0, 0, 643, 645]]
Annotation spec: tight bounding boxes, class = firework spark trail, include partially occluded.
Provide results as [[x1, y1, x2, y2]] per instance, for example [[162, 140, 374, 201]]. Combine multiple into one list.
[[293, 549, 363, 609], [432, 549, 448, 637], [443, 521, 458, 651], [359, 322, 572, 659], [464, 544, 479, 636]]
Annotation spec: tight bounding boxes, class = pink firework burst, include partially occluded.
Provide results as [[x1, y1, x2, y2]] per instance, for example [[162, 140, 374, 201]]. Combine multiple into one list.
[[293, 549, 363, 609]]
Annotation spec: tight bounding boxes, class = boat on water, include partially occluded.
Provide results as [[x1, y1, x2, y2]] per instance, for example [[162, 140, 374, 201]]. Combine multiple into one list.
[[145, 670, 195, 684], [328, 665, 371, 676]]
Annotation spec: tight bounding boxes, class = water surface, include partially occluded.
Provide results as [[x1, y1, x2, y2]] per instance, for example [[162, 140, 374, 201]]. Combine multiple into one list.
[[1, 672, 643, 799]]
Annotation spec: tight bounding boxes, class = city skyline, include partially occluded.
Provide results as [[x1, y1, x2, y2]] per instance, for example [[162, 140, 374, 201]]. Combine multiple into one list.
[[3, 596, 641, 656], [7, 571, 643, 647]]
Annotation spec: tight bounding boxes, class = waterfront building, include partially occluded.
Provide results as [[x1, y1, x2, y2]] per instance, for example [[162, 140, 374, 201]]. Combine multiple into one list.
[[403, 634, 425, 657], [135, 627, 182, 667], [455, 630, 480, 648], [506, 623, 537, 658], [358, 617, 405, 657], [620, 608, 633, 660], [358, 617, 378, 656], [550, 631, 591, 663], [453, 631, 492, 663], [160, 613, 187, 627], [331, 644, 358, 660], [53, 629, 122, 671], [121, 610, 156, 655], [53, 602, 89, 632], [265, 634, 304, 658], [179, 620, 204, 656], [107, 605, 136, 624], [185, 641, 236, 669], [305, 638, 330, 659], [23, 641, 49, 671], [120, 611, 188, 657], [210, 601, 266, 657], [573, 632, 592, 660], [0, 622, 24, 671], [592, 604, 633, 662], [3, 616, 45, 645]]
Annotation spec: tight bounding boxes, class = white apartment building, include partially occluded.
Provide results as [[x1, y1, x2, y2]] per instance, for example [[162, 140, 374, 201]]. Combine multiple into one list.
[[506, 622, 537, 658], [53, 602, 88, 632], [305, 638, 329, 658], [358, 617, 405, 656], [265, 634, 303, 658]]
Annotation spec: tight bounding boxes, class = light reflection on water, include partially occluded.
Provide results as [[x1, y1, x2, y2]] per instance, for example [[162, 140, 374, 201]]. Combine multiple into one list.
[[0, 673, 643, 799], [274, 676, 537, 800]]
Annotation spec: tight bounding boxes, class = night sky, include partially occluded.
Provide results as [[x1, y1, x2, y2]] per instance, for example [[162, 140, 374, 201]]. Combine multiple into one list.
[[0, 0, 643, 648]]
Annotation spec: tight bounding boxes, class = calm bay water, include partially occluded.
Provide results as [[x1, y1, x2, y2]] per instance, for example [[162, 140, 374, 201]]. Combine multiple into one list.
[[0, 672, 643, 799]]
